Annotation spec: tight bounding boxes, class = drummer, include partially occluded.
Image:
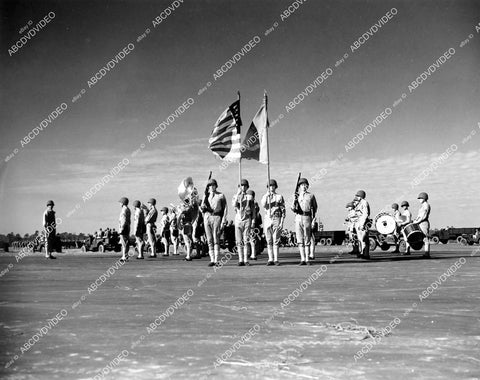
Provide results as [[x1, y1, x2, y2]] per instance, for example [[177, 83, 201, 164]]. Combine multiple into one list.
[[413, 192, 431, 258], [399, 201, 412, 254], [391, 203, 402, 252]]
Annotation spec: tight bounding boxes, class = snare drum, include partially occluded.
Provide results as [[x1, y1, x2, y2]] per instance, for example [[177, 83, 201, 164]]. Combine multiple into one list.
[[403, 223, 424, 243]]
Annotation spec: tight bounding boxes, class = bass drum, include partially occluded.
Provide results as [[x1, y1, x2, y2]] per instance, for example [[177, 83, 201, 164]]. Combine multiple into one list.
[[404, 223, 424, 243], [374, 212, 396, 235]]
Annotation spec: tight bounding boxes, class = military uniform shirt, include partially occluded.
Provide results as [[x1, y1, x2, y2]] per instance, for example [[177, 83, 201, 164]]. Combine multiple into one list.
[[297, 191, 317, 216], [261, 193, 286, 218]]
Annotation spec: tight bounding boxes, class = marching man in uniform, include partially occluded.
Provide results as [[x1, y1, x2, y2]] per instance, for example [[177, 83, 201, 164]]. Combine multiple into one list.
[[133, 200, 146, 259], [43, 200, 57, 259], [291, 178, 318, 265], [354, 190, 370, 259], [170, 207, 180, 255], [344, 201, 358, 253], [232, 179, 256, 266], [145, 198, 158, 258], [414, 192, 431, 258], [159, 207, 171, 256], [201, 178, 227, 266], [391, 203, 402, 253], [400, 201, 412, 255], [247, 190, 262, 261], [261, 179, 286, 266], [118, 197, 131, 262]]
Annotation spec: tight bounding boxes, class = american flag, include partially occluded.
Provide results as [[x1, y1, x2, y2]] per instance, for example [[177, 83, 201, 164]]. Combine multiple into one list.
[[208, 100, 242, 162]]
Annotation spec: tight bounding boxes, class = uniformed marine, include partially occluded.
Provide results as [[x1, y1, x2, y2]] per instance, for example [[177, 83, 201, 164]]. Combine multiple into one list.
[[170, 207, 180, 255], [118, 197, 131, 262], [201, 179, 227, 266], [43, 200, 57, 259], [133, 200, 146, 259], [261, 179, 286, 266], [344, 201, 358, 252], [400, 201, 412, 254], [353, 190, 370, 259], [232, 179, 256, 266], [291, 178, 317, 265], [159, 207, 171, 256], [414, 192, 431, 258], [145, 198, 158, 258]]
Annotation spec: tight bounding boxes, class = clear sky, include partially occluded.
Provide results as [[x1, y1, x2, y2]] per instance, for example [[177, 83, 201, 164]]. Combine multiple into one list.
[[1, 0, 479, 234]]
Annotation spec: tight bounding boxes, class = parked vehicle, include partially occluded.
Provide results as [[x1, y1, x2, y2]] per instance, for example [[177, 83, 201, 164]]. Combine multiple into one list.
[[313, 230, 346, 246], [430, 227, 478, 244], [82, 236, 121, 253]]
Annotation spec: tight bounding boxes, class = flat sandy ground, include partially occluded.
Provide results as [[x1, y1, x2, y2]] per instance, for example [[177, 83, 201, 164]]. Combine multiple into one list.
[[0, 244, 479, 380]]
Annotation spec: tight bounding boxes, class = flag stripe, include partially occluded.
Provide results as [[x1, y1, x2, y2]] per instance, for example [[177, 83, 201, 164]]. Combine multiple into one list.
[[208, 99, 242, 161]]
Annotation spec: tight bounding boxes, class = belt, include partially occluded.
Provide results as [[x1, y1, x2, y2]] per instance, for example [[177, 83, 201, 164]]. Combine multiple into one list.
[[213, 212, 223, 217], [269, 211, 282, 217], [297, 211, 312, 216]]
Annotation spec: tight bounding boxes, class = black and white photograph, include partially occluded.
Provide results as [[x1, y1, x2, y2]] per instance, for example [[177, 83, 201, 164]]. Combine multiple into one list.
[[1, 0, 479, 378]]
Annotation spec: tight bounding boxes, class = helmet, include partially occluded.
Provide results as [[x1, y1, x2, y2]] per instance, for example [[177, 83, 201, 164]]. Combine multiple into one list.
[[161, 207, 168, 213], [133, 200, 141, 208], [391, 203, 399, 210], [355, 190, 366, 199], [346, 202, 354, 208], [148, 198, 156, 205], [118, 197, 129, 205], [240, 179, 249, 187], [417, 192, 428, 200], [246, 189, 255, 198], [46, 200, 54, 206], [298, 178, 309, 186], [208, 178, 218, 187], [268, 179, 278, 188], [401, 201, 409, 207]]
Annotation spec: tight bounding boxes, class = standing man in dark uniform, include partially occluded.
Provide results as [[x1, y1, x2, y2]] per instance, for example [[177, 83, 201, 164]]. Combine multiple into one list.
[[201, 178, 227, 266], [159, 207, 171, 256], [170, 207, 180, 255], [118, 197, 131, 262], [354, 190, 370, 259], [43, 200, 57, 259], [133, 200, 146, 259], [247, 190, 261, 261]]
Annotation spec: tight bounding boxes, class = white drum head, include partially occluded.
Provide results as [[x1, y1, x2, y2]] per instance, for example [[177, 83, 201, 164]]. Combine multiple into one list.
[[375, 213, 396, 234]]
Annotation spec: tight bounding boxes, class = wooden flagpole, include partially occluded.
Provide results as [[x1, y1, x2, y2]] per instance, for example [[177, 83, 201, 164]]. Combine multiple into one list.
[[237, 90, 242, 185], [264, 90, 272, 217]]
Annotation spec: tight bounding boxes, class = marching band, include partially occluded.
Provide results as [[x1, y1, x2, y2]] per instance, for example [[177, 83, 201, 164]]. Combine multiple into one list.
[[77, 175, 431, 265]]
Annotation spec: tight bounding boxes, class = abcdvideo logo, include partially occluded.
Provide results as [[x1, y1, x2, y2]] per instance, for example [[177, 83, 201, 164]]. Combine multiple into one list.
[[8, 12, 56, 56]]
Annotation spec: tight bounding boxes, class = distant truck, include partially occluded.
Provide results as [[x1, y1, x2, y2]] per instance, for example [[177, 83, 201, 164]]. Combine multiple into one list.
[[313, 230, 346, 246], [429, 227, 479, 245]]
